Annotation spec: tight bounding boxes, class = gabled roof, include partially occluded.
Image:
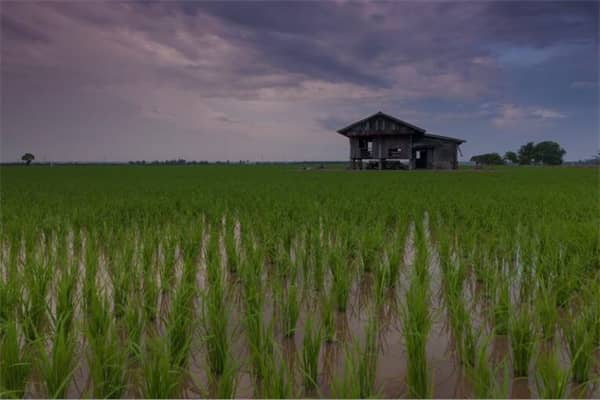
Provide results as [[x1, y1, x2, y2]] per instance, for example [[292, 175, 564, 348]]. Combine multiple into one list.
[[337, 111, 426, 135]]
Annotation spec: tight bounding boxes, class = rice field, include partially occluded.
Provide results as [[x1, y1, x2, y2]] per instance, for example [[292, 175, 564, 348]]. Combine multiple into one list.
[[1, 165, 598, 398]]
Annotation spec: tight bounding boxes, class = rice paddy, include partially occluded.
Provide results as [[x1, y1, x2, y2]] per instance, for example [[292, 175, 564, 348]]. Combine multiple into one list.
[[0, 164, 598, 398]]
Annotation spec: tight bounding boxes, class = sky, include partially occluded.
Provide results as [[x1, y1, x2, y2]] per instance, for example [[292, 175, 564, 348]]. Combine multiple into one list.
[[1, 1, 598, 162]]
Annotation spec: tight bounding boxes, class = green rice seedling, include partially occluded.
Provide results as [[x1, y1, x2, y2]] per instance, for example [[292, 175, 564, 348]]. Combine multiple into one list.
[[493, 276, 510, 335], [281, 284, 300, 337], [87, 320, 128, 398], [329, 346, 363, 399], [160, 236, 177, 293], [444, 268, 476, 367], [321, 292, 336, 343], [402, 272, 431, 398], [301, 316, 322, 392], [110, 244, 133, 319], [358, 315, 379, 398], [361, 228, 382, 273], [241, 254, 274, 381], [466, 334, 511, 399], [330, 315, 379, 398], [0, 277, 19, 336], [21, 257, 52, 342], [166, 282, 195, 369], [509, 305, 536, 377], [54, 264, 77, 334], [140, 335, 182, 398], [224, 220, 239, 274], [534, 350, 569, 399], [565, 311, 594, 384], [0, 320, 31, 398], [202, 261, 230, 377], [311, 236, 325, 292], [210, 355, 238, 399], [535, 282, 558, 340], [467, 336, 494, 398], [36, 317, 77, 399], [124, 298, 145, 359], [373, 261, 389, 310], [142, 266, 159, 322], [583, 284, 600, 346], [85, 287, 111, 343], [258, 344, 294, 399], [330, 247, 351, 312], [385, 229, 406, 289]]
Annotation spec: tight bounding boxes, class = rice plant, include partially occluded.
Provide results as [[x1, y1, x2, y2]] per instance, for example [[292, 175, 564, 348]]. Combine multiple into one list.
[[0, 320, 31, 399], [258, 345, 294, 399], [509, 305, 536, 377], [36, 317, 77, 398], [202, 232, 231, 378], [329, 344, 364, 399], [140, 336, 182, 398], [301, 316, 322, 392], [329, 246, 352, 312], [281, 284, 300, 337], [402, 268, 431, 398], [534, 350, 569, 399], [565, 310, 594, 384], [493, 275, 510, 335], [87, 320, 128, 398], [467, 335, 510, 399], [321, 292, 336, 343], [356, 315, 379, 398], [210, 356, 238, 399], [166, 281, 195, 369], [535, 282, 558, 340], [224, 219, 239, 274]]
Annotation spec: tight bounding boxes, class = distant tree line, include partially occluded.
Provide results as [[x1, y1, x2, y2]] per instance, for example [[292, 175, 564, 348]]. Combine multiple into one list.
[[470, 141, 566, 166]]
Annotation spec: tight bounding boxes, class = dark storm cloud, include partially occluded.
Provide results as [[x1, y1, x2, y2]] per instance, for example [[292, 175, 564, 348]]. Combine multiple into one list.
[[1, 1, 598, 162], [1, 12, 50, 43]]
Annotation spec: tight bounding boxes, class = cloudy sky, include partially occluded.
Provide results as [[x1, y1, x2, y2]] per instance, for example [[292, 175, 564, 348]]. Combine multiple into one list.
[[1, 1, 598, 162]]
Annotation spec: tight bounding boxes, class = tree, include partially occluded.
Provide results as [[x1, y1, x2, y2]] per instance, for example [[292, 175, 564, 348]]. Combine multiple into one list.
[[534, 141, 566, 165], [504, 151, 519, 164], [470, 153, 504, 165], [517, 142, 537, 165], [21, 153, 35, 166]]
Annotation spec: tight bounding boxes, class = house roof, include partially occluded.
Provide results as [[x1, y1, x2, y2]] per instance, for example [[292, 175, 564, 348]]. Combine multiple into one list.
[[337, 111, 426, 135], [336, 111, 465, 144], [422, 133, 466, 144]]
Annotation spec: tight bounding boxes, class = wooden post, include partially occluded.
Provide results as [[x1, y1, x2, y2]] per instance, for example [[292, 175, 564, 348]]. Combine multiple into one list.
[[378, 159, 383, 170]]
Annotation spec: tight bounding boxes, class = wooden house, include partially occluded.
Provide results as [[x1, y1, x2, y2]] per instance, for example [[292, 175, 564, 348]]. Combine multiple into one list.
[[337, 112, 465, 170]]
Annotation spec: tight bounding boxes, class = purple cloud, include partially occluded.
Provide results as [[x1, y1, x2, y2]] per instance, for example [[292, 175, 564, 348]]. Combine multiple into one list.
[[1, 1, 597, 162]]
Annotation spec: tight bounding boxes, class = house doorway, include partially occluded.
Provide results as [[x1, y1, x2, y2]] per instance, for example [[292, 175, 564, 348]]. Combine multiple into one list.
[[414, 149, 429, 169]]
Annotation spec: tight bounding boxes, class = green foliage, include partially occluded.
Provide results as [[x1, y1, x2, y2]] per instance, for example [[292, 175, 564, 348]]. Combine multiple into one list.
[[0, 320, 31, 398], [534, 350, 569, 399], [141, 336, 183, 398], [37, 318, 77, 398], [301, 317, 322, 392], [402, 251, 431, 398], [509, 306, 536, 377], [470, 152, 505, 165]]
